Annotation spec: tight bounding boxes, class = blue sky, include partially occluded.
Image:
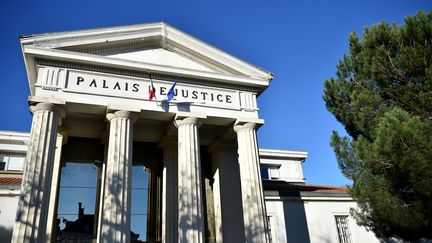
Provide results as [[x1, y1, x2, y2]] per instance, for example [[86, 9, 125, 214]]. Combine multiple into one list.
[[0, 0, 430, 187]]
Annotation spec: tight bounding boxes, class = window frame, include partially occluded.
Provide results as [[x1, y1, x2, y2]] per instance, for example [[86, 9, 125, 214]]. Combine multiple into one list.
[[260, 164, 281, 180], [0, 153, 25, 172], [333, 214, 353, 243]]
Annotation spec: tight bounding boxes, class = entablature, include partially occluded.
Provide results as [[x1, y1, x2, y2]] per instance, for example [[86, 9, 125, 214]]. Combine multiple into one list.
[[33, 64, 261, 121]]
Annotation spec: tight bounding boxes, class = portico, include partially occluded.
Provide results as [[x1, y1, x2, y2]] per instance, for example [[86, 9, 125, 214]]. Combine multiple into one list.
[[14, 22, 273, 242]]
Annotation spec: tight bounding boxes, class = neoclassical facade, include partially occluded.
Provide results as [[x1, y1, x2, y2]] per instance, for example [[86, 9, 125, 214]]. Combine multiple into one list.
[[13, 22, 273, 243], [1, 23, 382, 243]]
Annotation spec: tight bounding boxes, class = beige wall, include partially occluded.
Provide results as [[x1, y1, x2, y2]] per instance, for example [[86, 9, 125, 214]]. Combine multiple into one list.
[[0, 192, 19, 242], [303, 200, 379, 243], [265, 196, 381, 243]]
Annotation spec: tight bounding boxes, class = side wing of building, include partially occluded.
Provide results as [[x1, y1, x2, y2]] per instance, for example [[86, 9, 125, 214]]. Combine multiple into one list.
[[260, 148, 380, 243]]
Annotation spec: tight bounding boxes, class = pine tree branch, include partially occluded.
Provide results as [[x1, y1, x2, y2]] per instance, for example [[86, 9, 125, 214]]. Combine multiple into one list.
[[399, 135, 411, 152], [373, 159, 393, 169], [387, 53, 409, 84]]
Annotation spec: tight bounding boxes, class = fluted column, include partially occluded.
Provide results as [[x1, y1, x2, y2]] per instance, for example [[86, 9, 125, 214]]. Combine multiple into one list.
[[160, 136, 178, 243], [12, 102, 65, 243], [96, 131, 108, 242], [99, 110, 136, 243], [174, 115, 205, 243], [209, 140, 245, 243], [234, 122, 269, 243], [47, 127, 68, 242]]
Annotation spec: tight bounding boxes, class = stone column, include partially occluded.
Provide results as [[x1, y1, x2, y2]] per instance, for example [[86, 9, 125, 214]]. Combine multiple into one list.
[[209, 140, 245, 243], [47, 128, 68, 242], [93, 159, 104, 239], [96, 131, 108, 242], [174, 115, 205, 243], [99, 110, 136, 243], [160, 136, 178, 243], [234, 122, 269, 243], [12, 102, 65, 243]]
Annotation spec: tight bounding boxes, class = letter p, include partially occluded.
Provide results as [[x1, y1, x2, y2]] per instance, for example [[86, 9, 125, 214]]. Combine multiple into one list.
[[77, 76, 84, 85]]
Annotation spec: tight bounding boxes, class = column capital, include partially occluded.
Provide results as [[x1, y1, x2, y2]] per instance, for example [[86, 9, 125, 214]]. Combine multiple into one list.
[[233, 118, 264, 133], [208, 139, 238, 154], [30, 102, 66, 118], [233, 122, 256, 133], [174, 112, 206, 127], [106, 110, 138, 123]]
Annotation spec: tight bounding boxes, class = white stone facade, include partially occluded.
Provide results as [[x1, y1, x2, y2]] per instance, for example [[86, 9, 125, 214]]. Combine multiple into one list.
[[0, 22, 380, 243], [13, 22, 272, 243]]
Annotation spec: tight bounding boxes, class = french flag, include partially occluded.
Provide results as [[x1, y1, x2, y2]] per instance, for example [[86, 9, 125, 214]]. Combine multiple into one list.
[[148, 70, 156, 101]]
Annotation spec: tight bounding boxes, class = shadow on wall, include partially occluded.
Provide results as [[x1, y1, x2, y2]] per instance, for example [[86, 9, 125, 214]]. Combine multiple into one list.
[[0, 225, 13, 242], [283, 199, 311, 243], [160, 101, 191, 112]]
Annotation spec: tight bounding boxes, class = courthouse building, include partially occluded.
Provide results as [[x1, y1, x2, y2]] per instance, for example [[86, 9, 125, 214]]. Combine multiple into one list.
[[0, 23, 380, 242]]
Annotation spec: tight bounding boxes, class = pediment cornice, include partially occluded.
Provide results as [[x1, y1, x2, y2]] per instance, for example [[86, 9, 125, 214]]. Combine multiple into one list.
[[20, 22, 273, 95]]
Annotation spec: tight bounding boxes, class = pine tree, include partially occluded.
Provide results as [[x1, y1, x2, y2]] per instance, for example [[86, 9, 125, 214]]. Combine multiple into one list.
[[323, 11, 432, 240]]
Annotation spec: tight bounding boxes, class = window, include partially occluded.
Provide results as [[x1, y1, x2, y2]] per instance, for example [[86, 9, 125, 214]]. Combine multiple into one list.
[[260, 166, 280, 180], [56, 162, 100, 242], [8, 155, 25, 170], [0, 153, 25, 171], [131, 164, 150, 242], [55, 137, 105, 242], [131, 141, 163, 242], [335, 215, 352, 243], [55, 139, 162, 242]]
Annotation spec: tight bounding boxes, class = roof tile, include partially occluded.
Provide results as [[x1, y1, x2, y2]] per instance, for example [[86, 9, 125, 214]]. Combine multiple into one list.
[[0, 177, 22, 185]]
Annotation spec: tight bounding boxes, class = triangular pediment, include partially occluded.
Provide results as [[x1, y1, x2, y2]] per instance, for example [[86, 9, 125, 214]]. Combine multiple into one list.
[[104, 48, 217, 73], [20, 22, 272, 94]]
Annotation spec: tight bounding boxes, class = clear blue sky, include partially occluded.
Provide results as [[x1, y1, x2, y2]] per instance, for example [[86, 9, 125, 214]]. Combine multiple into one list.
[[0, 0, 430, 187]]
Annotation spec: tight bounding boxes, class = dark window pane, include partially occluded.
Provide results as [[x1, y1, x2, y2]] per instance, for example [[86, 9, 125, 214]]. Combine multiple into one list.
[[131, 165, 150, 241], [260, 167, 269, 179], [56, 162, 99, 241]]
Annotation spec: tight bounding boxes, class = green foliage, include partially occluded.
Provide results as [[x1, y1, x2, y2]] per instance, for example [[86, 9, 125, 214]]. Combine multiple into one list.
[[323, 11, 432, 240]]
